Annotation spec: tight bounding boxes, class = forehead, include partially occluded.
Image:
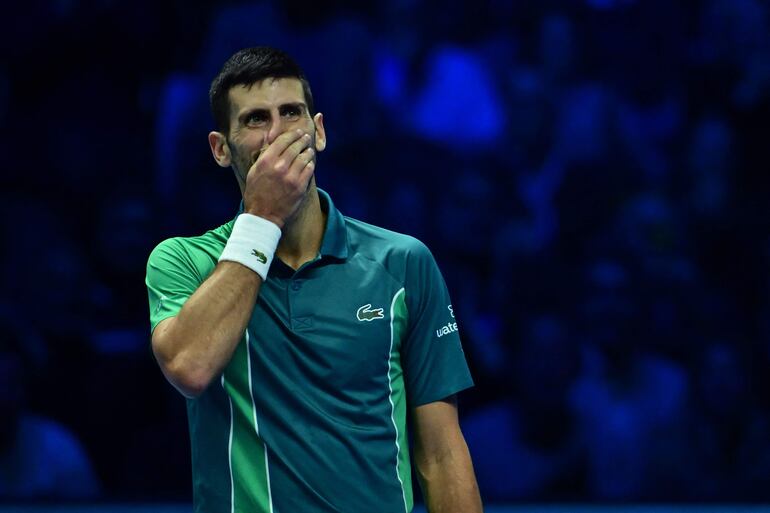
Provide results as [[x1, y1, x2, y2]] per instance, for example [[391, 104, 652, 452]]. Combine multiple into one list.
[[227, 77, 306, 115]]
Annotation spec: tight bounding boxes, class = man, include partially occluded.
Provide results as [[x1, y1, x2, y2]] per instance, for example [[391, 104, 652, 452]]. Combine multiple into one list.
[[146, 46, 482, 513]]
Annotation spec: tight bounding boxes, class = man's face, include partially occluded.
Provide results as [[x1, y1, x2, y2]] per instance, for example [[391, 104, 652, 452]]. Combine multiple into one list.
[[220, 77, 325, 188]]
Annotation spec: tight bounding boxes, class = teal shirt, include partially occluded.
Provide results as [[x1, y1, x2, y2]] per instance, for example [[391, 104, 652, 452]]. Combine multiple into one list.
[[145, 189, 473, 513]]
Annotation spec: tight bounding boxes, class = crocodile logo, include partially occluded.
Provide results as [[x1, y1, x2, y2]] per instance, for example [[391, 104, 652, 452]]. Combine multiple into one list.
[[155, 294, 169, 314], [251, 249, 267, 264], [357, 304, 385, 322]]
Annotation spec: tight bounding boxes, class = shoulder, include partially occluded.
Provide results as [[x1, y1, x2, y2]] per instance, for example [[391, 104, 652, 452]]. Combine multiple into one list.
[[344, 216, 434, 263], [146, 221, 234, 285], [343, 217, 444, 292], [148, 221, 234, 266]]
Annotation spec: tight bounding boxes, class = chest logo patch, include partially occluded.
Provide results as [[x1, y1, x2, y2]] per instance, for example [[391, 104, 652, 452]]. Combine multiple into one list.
[[357, 304, 385, 322]]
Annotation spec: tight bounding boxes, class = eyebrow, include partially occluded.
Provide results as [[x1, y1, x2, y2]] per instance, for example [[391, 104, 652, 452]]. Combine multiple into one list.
[[238, 102, 307, 124]]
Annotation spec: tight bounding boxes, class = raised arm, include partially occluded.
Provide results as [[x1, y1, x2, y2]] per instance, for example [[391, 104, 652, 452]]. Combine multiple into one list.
[[151, 128, 315, 398], [151, 262, 262, 398]]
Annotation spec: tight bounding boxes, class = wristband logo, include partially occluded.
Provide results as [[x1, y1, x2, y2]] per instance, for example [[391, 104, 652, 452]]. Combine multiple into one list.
[[251, 249, 268, 264], [357, 304, 385, 322]]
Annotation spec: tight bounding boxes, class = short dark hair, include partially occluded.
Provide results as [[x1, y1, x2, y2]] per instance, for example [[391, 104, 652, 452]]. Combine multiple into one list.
[[209, 46, 315, 135]]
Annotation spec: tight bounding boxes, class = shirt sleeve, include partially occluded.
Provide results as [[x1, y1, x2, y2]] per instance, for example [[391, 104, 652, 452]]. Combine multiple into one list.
[[145, 238, 203, 332], [401, 239, 474, 407]]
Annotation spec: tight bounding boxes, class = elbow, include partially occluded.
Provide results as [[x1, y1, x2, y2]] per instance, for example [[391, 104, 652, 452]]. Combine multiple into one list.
[[152, 331, 215, 399], [162, 356, 214, 399]]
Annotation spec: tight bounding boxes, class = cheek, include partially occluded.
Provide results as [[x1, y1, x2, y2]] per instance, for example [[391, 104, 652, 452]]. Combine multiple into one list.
[[225, 147, 250, 177], [228, 137, 258, 164]]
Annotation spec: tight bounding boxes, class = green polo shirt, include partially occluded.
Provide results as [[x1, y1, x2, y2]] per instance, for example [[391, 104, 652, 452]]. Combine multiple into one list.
[[145, 189, 473, 513]]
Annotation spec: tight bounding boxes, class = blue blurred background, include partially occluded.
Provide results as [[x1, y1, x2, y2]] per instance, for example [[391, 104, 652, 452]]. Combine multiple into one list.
[[1, 0, 769, 508]]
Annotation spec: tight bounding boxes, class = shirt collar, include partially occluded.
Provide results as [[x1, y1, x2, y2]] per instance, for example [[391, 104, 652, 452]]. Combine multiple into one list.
[[234, 187, 348, 260], [317, 187, 349, 260]]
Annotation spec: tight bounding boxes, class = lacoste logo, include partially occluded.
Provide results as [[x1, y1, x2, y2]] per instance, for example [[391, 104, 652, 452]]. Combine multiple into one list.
[[155, 294, 168, 314], [357, 304, 384, 322], [251, 249, 267, 264]]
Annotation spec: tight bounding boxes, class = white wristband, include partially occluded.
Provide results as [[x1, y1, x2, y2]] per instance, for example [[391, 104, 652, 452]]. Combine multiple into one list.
[[219, 214, 281, 280]]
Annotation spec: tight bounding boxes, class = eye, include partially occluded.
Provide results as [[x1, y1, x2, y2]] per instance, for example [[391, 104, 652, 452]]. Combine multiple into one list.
[[281, 106, 301, 119], [245, 111, 268, 126]]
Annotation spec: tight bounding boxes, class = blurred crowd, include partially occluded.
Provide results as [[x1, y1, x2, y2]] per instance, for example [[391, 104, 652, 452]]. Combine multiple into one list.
[[1, 0, 769, 504]]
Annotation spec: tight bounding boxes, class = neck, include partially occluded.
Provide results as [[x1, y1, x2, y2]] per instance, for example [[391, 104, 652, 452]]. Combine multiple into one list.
[[274, 182, 326, 270]]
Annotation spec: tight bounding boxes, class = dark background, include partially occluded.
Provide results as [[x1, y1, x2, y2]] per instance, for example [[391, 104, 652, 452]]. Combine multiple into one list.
[[1, 0, 769, 505]]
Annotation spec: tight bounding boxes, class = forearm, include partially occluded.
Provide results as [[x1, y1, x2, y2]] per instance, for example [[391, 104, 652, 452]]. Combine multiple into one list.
[[417, 434, 483, 513], [153, 261, 262, 397]]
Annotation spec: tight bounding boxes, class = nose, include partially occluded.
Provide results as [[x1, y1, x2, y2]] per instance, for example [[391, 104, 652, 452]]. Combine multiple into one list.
[[266, 112, 285, 145]]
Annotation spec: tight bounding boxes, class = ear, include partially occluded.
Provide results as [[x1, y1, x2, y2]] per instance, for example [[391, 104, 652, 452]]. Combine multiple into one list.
[[313, 113, 327, 152], [208, 131, 232, 167]]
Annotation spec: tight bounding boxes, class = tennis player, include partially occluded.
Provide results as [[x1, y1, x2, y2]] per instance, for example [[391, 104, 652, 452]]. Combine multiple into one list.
[[146, 46, 482, 513]]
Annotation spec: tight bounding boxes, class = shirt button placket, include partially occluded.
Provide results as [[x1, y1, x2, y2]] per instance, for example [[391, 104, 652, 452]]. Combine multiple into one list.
[[289, 279, 310, 330]]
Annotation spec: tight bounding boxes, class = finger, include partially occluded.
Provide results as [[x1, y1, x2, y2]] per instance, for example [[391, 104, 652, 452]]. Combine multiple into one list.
[[278, 132, 313, 165], [297, 150, 315, 184], [287, 146, 315, 178], [262, 129, 305, 160]]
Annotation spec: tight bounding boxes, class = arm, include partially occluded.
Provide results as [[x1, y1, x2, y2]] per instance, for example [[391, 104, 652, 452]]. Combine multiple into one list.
[[413, 396, 483, 513], [152, 128, 315, 398], [151, 262, 262, 398]]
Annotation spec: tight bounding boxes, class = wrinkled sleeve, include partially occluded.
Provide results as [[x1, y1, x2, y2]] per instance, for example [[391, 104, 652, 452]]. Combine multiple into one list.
[[145, 239, 202, 333], [401, 240, 474, 407]]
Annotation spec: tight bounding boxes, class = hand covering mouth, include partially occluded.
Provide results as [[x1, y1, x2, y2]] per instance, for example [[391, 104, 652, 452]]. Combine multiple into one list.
[[252, 146, 270, 164]]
